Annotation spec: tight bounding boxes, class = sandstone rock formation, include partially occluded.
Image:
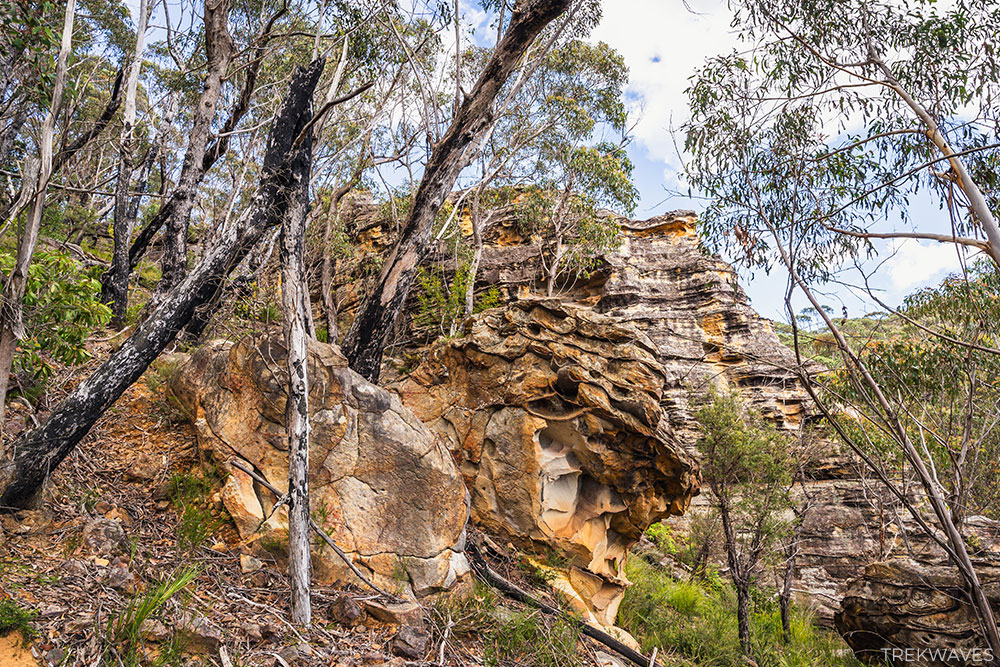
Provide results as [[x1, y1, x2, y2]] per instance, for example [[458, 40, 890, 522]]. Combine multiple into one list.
[[170, 338, 470, 596], [595, 214, 813, 439], [394, 299, 699, 627], [834, 517, 1000, 666], [332, 198, 996, 646]]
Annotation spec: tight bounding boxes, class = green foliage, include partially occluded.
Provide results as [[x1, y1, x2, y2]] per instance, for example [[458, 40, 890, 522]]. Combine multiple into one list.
[[486, 609, 579, 667], [517, 557, 558, 587], [414, 264, 504, 339], [645, 522, 681, 556], [233, 280, 281, 324], [0, 0, 59, 106], [824, 262, 1000, 519], [0, 599, 37, 643], [474, 286, 503, 313], [434, 584, 579, 667], [104, 567, 199, 667], [0, 249, 111, 400], [167, 471, 221, 553], [619, 558, 861, 667], [695, 388, 793, 508], [415, 265, 470, 337]]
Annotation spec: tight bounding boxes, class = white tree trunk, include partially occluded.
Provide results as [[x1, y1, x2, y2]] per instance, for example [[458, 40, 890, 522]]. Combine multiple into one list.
[[0, 0, 75, 423], [105, 0, 151, 324], [281, 94, 316, 628]]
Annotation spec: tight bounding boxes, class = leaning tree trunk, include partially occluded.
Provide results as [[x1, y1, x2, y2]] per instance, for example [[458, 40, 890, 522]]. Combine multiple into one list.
[[102, 0, 150, 326], [157, 0, 234, 292], [0, 0, 76, 424], [341, 0, 571, 382], [0, 59, 324, 510], [279, 110, 315, 625]]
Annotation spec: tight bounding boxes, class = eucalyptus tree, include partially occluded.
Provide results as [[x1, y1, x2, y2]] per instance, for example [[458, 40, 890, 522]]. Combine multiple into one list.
[[694, 388, 793, 659], [447, 37, 634, 309], [686, 0, 1000, 274], [684, 0, 1000, 656], [0, 0, 77, 425]]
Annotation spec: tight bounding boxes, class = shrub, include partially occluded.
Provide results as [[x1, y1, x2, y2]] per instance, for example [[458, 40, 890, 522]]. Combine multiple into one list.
[[167, 471, 221, 553], [0, 249, 111, 401], [434, 584, 580, 667], [0, 599, 37, 642]]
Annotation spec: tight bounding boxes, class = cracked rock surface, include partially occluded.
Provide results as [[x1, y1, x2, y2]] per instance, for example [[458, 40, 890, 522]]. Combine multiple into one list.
[[170, 337, 470, 596]]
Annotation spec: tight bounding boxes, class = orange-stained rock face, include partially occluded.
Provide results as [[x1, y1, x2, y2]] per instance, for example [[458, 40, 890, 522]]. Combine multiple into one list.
[[170, 338, 470, 597], [393, 299, 700, 626]]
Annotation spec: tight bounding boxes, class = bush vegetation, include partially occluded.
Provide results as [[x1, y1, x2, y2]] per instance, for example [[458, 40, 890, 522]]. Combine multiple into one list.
[[433, 583, 580, 667], [0, 599, 37, 642], [618, 557, 862, 667]]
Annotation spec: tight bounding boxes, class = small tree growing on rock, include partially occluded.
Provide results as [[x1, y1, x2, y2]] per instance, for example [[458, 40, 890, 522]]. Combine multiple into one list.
[[694, 387, 794, 660]]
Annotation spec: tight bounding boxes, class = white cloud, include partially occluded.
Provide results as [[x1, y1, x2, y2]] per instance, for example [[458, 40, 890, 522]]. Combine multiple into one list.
[[883, 239, 966, 293], [591, 0, 737, 167]]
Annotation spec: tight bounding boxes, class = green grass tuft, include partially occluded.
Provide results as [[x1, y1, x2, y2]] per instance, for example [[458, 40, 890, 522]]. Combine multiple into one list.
[[0, 599, 37, 643], [167, 471, 222, 553], [104, 566, 199, 667]]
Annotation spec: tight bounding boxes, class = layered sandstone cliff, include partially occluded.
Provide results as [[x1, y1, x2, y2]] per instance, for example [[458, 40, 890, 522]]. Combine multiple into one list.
[[328, 199, 875, 622]]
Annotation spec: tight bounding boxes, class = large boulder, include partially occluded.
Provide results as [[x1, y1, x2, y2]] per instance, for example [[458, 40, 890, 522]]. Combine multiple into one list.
[[170, 338, 470, 596], [394, 299, 699, 626], [834, 517, 1000, 665], [836, 557, 1000, 666]]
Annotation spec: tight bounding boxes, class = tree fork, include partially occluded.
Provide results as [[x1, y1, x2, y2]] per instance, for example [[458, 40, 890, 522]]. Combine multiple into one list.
[[0, 59, 325, 511], [121, 0, 285, 280]]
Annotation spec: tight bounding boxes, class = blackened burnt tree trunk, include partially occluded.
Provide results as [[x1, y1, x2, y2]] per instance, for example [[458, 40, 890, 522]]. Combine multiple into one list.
[[280, 99, 316, 627], [0, 59, 325, 510], [341, 0, 571, 382]]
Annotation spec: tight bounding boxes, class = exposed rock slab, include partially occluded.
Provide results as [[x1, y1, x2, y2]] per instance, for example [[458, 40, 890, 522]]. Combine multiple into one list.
[[394, 299, 699, 626], [170, 338, 470, 596], [835, 554, 1000, 666]]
